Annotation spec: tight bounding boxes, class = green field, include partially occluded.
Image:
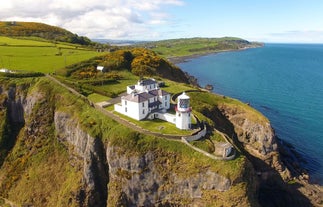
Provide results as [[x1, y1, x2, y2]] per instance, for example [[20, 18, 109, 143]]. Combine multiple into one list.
[[137, 37, 262, 58], [0, 36, 100, 73]]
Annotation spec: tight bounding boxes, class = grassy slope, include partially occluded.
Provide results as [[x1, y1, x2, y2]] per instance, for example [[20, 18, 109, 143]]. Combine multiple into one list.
[[0, 77, 255, 206], [0, 36, 100, 73], [138, 37, 263, 58], [0, 29, 265, 205], [0, 21, 93, 45]]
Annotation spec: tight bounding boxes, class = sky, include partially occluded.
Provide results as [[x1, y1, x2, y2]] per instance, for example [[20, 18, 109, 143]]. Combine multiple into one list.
[[1, 0, 323, 43]]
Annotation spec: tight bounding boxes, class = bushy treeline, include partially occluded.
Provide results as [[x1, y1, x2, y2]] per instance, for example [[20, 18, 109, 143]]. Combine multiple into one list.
[[63, 48, 189, 83], [0, 72, 44, 78], [0, 21, 93, 45]]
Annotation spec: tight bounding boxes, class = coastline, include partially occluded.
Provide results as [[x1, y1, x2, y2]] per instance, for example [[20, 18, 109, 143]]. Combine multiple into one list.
[[172, 46, 318, 184], [172, 46, 323, 205], [167, 45, 263, 64]]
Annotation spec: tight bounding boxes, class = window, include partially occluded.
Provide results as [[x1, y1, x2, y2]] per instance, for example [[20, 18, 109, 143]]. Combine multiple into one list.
[[125, 107, 127, 112], [125, 101, 127, 105], [143, 109, 145, 114], [165, 95, 167, 100], [165, 102, 167, 107], [142, 102, 144, 107]]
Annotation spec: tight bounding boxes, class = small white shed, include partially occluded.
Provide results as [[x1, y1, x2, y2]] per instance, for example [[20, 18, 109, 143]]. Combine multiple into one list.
[[96, 66, 105, 72]]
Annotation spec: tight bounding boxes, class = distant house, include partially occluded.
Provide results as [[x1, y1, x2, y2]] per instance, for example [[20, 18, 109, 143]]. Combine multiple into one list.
[[114, 78, 192, 130], [0, 68, 10, 73], [96, 66, 105, 72]]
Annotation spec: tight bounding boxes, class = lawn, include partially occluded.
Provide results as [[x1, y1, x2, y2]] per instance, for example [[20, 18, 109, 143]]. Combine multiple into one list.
[[87, 74, 195, 99], [87, 93, 111, 103], [113, 110, 193, 136], [90, 71, 139, 96], [161, 79, 197, 94], [0, 36, 100, 73], [138, 37, 259, 58]]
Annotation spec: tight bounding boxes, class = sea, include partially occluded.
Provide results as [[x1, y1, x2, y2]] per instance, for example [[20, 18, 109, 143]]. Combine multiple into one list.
[[177, 44, 323, 184]]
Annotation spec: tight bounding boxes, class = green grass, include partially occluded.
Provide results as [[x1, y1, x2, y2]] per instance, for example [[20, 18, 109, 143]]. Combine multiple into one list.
[[90, 71, 139, 95], [113, 111, 193, 136], [188, 91, 268, 124], [0, 77, 251, 206], [190, 131, 225, 153], [0, 36, 54, 46], [0, 36, 100, 73], [87, 93, 110, 103], [138, 37, 262, 58], [161, 79, 197, 94]]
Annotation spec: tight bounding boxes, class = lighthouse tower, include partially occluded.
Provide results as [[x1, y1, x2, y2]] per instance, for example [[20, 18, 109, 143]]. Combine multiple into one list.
[[176, 92, 191, 130]]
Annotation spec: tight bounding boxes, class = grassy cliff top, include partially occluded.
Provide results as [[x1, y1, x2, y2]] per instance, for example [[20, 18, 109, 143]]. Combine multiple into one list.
[[0, 36, 99, 73], [137, 37, 263, 58], [0, 21, 94, 45]]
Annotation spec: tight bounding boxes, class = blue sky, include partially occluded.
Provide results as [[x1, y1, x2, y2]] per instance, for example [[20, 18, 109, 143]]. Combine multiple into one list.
[[1, 0, 323, 43], [161, 0, 323, 43]]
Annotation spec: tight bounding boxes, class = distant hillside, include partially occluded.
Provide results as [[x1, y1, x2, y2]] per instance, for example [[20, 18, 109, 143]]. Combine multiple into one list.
[[0, 21, 93, 45], [138, 37, 263, 59], [61, 48, 189, 83]]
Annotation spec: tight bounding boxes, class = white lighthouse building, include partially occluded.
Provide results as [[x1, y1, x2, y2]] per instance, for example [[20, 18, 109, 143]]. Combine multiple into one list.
[[175, 92, 192, 130], [114, 78, 193, 130]]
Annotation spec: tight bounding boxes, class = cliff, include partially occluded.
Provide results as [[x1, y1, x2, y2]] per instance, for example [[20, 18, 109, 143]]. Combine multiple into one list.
[[0, 77, 259, 206]]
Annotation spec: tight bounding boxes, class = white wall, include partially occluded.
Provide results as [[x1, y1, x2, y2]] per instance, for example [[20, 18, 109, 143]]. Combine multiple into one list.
[[154, 113, 176, 124], [127, 86, 134, 94], [160, 94, 170, 110], [115, 99, 148, 120], [176, 111, 191, 130]]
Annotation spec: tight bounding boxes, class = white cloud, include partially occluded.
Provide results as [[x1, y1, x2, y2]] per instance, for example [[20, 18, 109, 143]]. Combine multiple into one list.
[[0, 0, 184, 40]]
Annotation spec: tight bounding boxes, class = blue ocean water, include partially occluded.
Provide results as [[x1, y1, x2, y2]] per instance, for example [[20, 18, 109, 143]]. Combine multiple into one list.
[[177, 44, 323, 184]]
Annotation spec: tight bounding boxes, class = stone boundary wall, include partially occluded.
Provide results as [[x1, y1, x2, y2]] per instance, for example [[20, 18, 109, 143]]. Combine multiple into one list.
[[183, 126, 207, 142], [181, 138, 235, 161]]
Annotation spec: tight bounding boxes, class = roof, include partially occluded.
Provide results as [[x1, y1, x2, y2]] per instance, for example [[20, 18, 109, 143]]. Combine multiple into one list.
[[178, 92, 190, 100], [97, 66, 104, 71], [123, 92, 154, 103], [149, 89, 169, 96], [138, 78, 157, 86]]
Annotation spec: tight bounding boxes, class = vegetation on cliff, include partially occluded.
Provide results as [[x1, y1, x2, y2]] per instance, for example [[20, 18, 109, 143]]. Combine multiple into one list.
[[0, 21, 94, 45], [54, 48, 190, 99], [0, 22, 320, 206], [0, 77, 258, 206], [138, 37, 263, 59]]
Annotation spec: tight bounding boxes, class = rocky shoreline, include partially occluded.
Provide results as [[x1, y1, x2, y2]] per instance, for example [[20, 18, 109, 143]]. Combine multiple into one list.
[[171, 50, 323, 206]]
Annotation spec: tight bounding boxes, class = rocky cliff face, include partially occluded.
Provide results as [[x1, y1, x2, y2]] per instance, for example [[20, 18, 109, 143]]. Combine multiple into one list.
[[54, 111, 108, 206], [55, 111, 233, 206], [218, 104, 291, 180], [216, 103, 323, 207], [106, 146, 231, 206], [0, 80, 257, 206]]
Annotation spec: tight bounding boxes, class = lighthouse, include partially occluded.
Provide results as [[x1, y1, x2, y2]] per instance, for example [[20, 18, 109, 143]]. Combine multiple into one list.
[[176, 92, 191, 130]]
